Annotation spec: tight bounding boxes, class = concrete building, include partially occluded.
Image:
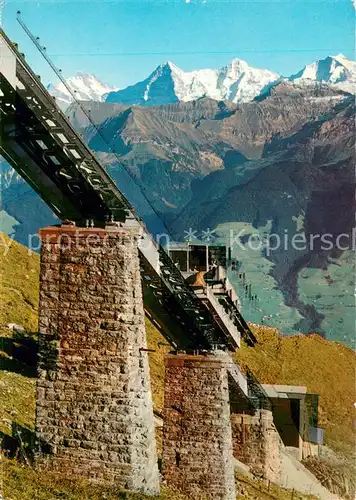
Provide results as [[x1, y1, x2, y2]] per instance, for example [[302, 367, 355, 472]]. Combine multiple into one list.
[[262, 384, 324, 460]]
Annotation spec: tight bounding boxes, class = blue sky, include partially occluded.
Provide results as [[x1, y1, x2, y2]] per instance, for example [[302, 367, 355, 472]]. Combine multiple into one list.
[[2, 0, 355, 87]]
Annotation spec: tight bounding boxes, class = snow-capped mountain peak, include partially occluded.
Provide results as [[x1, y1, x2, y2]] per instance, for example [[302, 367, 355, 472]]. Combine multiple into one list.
[[105, 58, 280, 106], [333, 53, 350, 65], [216, 58, 280, 102], [227, 57, 250, 72], [289, 54, 356, 93], [165, 61, 181, 71], [49, 54, 355, 111], [48, 72, 118, 110]]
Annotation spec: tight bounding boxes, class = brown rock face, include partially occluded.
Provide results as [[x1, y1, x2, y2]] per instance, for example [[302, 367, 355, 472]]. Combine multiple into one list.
[[66, 83, 348, 214], [2, 85, 353, 339]]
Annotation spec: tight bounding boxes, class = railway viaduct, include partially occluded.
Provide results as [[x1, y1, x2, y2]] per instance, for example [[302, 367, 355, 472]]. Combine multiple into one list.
[[1, 26, 285, 499]]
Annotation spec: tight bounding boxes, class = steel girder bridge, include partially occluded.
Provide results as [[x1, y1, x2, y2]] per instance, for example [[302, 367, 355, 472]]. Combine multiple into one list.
[[0, 27, 268, 409]]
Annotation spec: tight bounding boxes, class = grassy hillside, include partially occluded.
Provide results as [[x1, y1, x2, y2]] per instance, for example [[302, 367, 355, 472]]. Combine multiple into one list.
[[0, 232, 354, 498], [0, 235, 38, 439], [234, 324, 356, 455], [2, 459, 317, 500], [2, 459, 190, 500], [0, 234, 40, 334], [144, 319, 171, 414]]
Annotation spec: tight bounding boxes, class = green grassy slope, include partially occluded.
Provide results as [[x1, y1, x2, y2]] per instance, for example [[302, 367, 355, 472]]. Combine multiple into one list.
[[0, 234, 40, 333], [2, 460, 317, 500], [0, 235, 38, 438], [234, 324, 356, 455], [2, 460, 190, 500]]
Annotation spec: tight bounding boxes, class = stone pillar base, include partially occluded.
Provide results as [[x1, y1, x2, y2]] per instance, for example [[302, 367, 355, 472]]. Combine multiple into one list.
[[163, 353, 236, 500], [231, 409, 281, 482], [35, 224, 160, 496]]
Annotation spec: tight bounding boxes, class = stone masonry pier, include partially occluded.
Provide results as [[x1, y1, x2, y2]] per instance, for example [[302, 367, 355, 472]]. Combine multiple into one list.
[[231, 409, 281, 482], [35, 222, 160, 495], [163, 353, 236, 500]]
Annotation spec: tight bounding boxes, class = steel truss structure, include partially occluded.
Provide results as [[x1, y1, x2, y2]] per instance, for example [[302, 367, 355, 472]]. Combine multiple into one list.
[[0, 26, 269, 406]]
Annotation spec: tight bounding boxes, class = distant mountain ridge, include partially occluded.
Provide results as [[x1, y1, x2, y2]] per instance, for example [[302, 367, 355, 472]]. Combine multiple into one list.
[[47, 72, 117, 109], [3, 67, 354, 344], [289, 54, 356, 94], [105, 59, 280, 106], [47, 54, 355, 110]]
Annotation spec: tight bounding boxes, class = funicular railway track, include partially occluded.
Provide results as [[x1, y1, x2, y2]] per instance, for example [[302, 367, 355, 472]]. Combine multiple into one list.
[[0, 26, 267, 408]]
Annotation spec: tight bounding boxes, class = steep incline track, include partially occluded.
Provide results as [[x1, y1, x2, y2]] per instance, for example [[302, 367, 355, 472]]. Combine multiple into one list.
[[0, 28, 276, 409], [0, 27, 248, 352]]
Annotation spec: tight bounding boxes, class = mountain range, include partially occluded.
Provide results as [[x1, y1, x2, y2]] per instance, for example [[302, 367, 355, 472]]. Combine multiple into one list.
[[47, 72, 117, 109], [1, 53, 355, 345], [104, 59, 279, 106], [48, 54, 356, 109]]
